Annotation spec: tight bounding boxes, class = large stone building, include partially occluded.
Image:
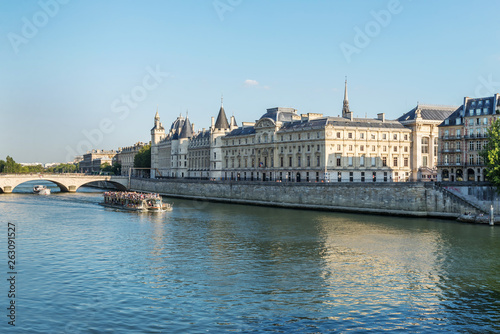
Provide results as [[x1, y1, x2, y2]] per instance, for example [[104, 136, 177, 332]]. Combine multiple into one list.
[[117, 142, 147, 176], [397, 104, 457, 181], [437, 94, 500, 182], [150, 81, 452, 183], [79, 149, 117, 173], [150, 102, 237, 179]]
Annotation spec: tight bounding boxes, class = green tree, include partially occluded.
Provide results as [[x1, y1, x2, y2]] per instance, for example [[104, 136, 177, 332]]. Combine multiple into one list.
[[134, 144, 151, 168], [1, 156, 22, 174], [480, 118, 500, 192]]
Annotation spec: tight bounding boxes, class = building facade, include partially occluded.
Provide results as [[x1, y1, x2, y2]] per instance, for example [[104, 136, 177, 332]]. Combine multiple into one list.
[[150, 101, 237, 179], [79, 149, 117, 173], [438, 94, 500, 182], [149, 82, 430, 183], [397, 104, 457, 181], [117, 142, 147, 176]]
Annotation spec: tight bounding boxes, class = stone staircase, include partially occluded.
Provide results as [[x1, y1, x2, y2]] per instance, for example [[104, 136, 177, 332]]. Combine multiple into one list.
[[433, 183, 488, 214]]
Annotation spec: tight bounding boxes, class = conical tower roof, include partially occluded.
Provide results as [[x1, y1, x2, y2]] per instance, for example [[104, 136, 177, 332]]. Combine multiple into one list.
[[179, 116, 193, 139], [214, 97, 230, 129]]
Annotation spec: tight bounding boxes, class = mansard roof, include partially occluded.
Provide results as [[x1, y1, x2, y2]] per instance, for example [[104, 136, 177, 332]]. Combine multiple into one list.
[[225, 126, 256, 137], [464, 96, 496, 114], [278, 117, 408, 131], [259, 107, 298, 123], [438, 106, 464, 127], [215, 105, 230, 129], [397, 104, 458, 122]]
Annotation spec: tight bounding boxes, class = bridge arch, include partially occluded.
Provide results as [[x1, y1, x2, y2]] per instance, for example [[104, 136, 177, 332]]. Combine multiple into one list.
[[77, 180, 128, 192], [0, 175, 129, 194]]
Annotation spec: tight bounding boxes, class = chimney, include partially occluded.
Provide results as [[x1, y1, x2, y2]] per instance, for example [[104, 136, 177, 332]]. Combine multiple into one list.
[[377, 113, 385, 122], [192, 123, 195, 132], [211, 116, 215, 128]]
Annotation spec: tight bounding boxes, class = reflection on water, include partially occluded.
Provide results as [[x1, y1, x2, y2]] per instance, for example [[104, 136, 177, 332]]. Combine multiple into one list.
[[0, 182, 499, 333]]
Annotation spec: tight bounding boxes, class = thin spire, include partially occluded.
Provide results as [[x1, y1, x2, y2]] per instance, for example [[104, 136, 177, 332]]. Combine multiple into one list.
[[155, 105, 160, 119], [221, 93, 224, 107], [344, 76, 348, 102], [342, 77, 350, 118]]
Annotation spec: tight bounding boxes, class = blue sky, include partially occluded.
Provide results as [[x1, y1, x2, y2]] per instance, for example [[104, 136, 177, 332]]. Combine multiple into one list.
[[1, 0, 500, 163]]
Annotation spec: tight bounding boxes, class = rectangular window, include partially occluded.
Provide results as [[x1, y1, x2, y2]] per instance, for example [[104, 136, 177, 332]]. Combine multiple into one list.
[[360, 145, 364, 151], [360, 156, 365, 166], [372, 172, 376, 182], [307, 156, 311, 167], [316, 155, 320, 167], [337, 132, 341, 138], [372, 145, 375, 152], [393, 157, 398, 167], [336, 156, 341, 167], [349, 145, 353, 151], [289, 157, 292, 167], [280, 157, 284, 167], [371, 157, 376, 166], [393, 134, 398, 140], [348, 132, 353, 139], [298, 156, 301, 167], [349, 172, 353, 182], [404, 157, 408, 167], [361, 172, 365, 182], [338, 171, 342, 182], [360, 133, 365, 139], [348, 157, 353, 166], [382, 157, 387, 166], [393, 146, 397, 152], [337, 144, 341, 151]]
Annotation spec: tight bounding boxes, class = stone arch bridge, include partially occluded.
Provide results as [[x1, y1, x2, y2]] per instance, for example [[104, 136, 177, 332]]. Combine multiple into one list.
[[0, 174, 129, 193]]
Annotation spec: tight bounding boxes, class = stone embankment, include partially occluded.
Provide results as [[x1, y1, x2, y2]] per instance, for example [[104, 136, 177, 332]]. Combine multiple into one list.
[[131, 179, 491, 220]]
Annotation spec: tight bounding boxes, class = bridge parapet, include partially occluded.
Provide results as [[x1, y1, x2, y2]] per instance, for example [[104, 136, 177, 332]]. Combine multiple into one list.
[[0, 174, 129, 193]]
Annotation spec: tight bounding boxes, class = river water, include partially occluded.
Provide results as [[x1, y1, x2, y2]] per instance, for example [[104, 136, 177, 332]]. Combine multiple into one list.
[[1, 180, 499, 333]]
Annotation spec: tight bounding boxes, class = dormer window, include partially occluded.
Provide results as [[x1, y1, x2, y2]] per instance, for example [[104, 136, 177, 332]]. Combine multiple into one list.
[[471, 101, 476, 106], [486, 100, 490, 106]]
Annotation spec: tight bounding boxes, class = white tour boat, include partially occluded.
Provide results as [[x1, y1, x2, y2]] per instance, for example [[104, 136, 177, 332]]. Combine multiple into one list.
[[100, 191, 172, 212], [33, 185, 51, 195]]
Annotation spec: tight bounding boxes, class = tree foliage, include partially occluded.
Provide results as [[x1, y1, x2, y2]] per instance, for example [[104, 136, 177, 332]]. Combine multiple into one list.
[[46, 163, 78, 173], [480, 118, 500, 192], [134, 144, 151, 168], [99, 162, 121, 175]]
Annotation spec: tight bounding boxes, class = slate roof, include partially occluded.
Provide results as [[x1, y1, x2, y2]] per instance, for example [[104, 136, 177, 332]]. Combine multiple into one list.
[[279, 117, 407, 131], [397, 104, 458, 122], [225, 126, 256, 137], [259, 107, 298, 122], [214, 106, 230, 129], [179, 117, 193, 139]]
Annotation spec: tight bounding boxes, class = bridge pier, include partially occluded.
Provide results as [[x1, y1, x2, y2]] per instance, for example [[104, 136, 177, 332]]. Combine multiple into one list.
[[3, 186, 12, 194], [68, 185, 77, 193]]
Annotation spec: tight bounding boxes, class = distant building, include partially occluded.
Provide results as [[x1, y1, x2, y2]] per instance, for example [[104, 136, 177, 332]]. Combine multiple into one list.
[[20, 162, 43, 167], [79, 149, 117, 173], [437, 94, 500, 182], [117, 142, 146, 176], [398, 104, 457, 181]]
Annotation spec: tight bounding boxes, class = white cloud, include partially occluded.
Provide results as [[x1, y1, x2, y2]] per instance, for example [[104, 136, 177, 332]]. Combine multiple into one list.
[[244, 79, 259, 87]]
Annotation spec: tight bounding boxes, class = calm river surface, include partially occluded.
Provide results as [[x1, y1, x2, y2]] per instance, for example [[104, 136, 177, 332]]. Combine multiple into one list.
[[1, 180, 500, 333]]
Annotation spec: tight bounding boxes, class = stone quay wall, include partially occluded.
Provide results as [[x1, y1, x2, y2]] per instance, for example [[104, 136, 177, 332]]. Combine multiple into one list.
[[130, 179, 481, 218]]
